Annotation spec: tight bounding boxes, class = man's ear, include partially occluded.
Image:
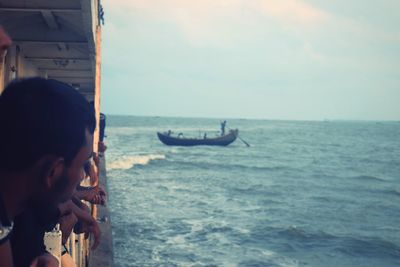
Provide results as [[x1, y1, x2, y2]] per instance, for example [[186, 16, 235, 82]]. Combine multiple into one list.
[[37, 156, 65, 190]]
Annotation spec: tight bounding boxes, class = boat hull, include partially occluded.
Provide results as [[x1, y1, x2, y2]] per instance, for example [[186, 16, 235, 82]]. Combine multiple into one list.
[[157, 129, 238, 146]]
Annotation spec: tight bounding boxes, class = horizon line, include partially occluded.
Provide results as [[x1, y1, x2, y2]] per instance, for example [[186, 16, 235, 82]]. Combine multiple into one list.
[[101, 113, 400, 122]]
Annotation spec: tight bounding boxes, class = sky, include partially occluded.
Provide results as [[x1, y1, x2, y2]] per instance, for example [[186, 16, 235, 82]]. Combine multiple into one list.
[[101, 0, 400, 120]]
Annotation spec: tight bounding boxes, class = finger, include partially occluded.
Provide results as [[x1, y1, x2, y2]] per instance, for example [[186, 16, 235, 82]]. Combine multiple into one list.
[[91, 231, 101, 250], [100, 196, 106, 206], [91, 195, 98, 204], [90, 225, 101, 250]]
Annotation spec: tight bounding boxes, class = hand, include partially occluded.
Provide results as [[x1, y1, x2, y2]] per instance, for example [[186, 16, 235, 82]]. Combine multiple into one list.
[[30, 253, 59, 267], [57, 200, 73, 216], [97, 185, 106, 196], [98, 141, 107, 152], [0, 26, 11, 58], [76, 217, 101, 250], [67, 200, 102, 250], [59, 212, 78, 244], [97, 185, 107, 205], [79, 186, 106, 205], [83, 219, 101, 250]]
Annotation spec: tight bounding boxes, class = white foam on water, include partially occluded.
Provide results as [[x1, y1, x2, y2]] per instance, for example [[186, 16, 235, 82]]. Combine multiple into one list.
[[107, 154, 166, 170], [165, 234, 186, 245], [151, 248, 161, 262], [236, 227, 250, 235], [188, 220, 204, 233], [259, 249, 301, 267]]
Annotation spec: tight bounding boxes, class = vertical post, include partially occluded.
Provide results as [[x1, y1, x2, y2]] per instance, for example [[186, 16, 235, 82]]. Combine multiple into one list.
[[2, 46, 16, 88], [15, 45, 20, 78], [91, 24, 102, 225], [93, 25, 102, 155], [70, 233, 76, 263], [0, 54, 4, 93]]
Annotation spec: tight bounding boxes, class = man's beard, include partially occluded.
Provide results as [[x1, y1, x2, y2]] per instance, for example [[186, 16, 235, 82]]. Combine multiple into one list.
[[52, 171, 71, 203], [30, 172, 71, 210], [26, 173, 72, 230]]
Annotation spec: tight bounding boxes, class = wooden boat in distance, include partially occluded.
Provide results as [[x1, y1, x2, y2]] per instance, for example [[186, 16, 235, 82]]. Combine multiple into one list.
[[157, 129, 239, 146]]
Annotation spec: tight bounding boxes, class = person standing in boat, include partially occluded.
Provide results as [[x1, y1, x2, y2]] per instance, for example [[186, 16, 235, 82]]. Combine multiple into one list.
[[220, 120, 227, 136]]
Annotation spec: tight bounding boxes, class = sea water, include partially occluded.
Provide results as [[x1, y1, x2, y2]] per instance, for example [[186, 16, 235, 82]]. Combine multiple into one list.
[[106, 116, 400, 267]]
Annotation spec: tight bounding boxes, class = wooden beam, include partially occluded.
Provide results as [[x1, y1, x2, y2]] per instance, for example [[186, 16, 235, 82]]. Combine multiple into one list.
[[93, 26, 102, 154], [41, 11, 59, 29], [39, 68, 92, 71], [14, 40, 87, 45], [0, 8, 81, 12], [25, 57, 90, 61], [48, 76, 93, 79], [56, 43, 68, 51]]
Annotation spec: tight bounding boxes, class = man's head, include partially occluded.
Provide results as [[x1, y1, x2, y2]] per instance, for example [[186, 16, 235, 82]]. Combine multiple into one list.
[[0, 78, 96, 203]]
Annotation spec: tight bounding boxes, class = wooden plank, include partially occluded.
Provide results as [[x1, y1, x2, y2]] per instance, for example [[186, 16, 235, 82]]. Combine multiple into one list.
[[14, 41, 87, 45], [40, 10, 59, 30], [25, 56, 90, 60], [0, 8, 81, 12], [93, 25, 101, 154]]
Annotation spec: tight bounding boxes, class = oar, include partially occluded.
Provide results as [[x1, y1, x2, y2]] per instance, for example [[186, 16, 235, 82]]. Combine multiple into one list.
[[238, 135, 250, 147], [228, 127, 250, 147]]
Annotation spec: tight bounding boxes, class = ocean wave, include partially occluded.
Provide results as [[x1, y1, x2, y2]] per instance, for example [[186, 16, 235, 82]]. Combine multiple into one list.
[[249, 225, 335, 247], [251, 225, 400, 259], [107, 154, 166, 170], [336, 236, 400, 258], [349, 175, 389, 182], [385, 188, 400, 197], [274, 225, 335, 243], [171, 159, 291, 173]]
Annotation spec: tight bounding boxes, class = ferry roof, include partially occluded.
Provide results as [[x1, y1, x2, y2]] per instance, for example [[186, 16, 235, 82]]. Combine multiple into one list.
[[0, 0, 100, 98]]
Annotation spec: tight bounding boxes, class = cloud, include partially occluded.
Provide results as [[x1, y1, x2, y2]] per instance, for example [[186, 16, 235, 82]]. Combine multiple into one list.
[[106, 0, 328, 24], [104, 0, 330, 47], [101, 0, 400, 120], [103, 0, 400, 69], [255, 0, 329, 25]]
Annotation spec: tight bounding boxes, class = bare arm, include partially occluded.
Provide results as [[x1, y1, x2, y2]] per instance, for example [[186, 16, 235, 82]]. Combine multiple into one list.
[[69, 200, 101, 250], [0, 240, 13, 267], [29, 253, 59, 267], [59, 212, 78, 245], [57, 199, 101, 249], [58, 199, 91, 225]]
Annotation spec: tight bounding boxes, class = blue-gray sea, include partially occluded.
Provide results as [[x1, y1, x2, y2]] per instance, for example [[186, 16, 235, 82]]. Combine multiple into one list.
[[106, 116, 400, 267]]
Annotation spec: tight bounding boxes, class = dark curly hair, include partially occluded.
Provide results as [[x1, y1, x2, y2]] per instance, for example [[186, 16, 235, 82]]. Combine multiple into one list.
[[0, 78, 96, 171]]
